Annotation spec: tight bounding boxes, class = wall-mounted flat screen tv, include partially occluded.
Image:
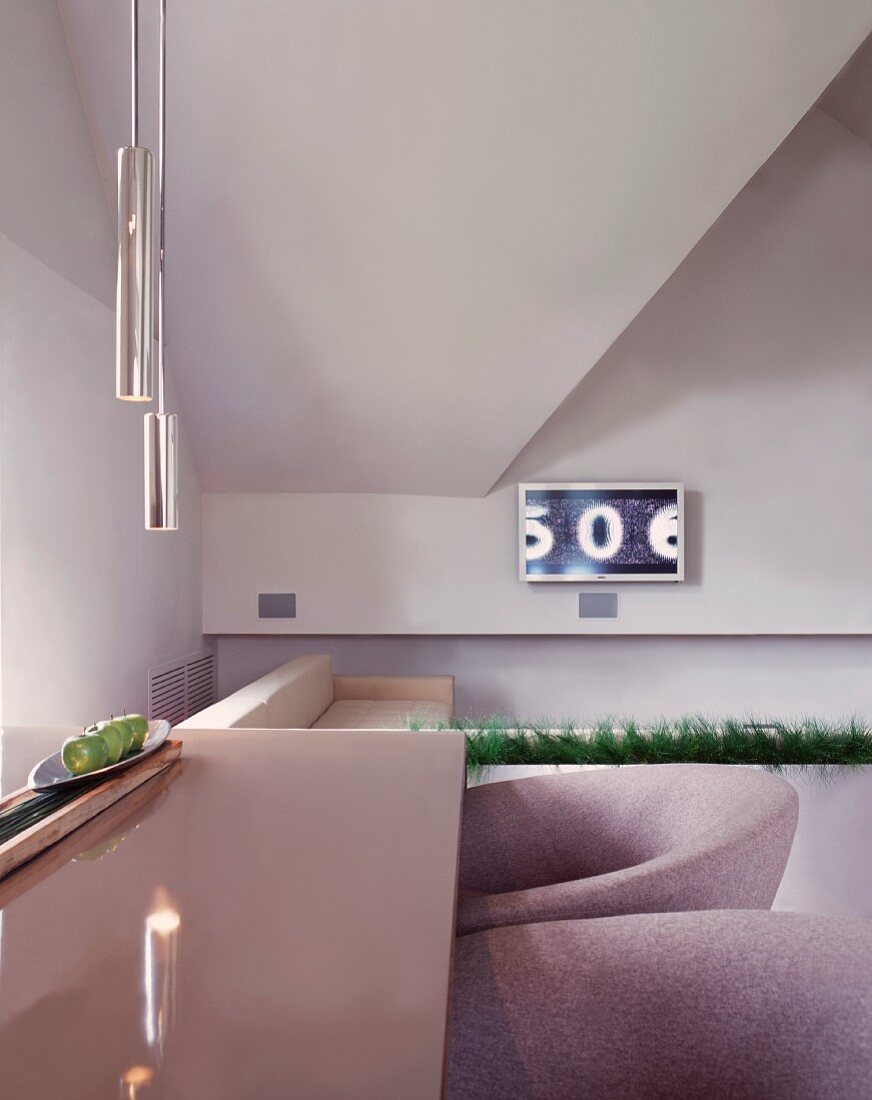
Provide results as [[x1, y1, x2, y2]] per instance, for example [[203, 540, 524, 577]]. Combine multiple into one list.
[[520, 483, 684, 583]]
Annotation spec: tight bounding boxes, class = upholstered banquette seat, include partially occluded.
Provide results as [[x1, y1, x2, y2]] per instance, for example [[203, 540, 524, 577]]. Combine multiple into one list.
[[178, 654, 454, 731]]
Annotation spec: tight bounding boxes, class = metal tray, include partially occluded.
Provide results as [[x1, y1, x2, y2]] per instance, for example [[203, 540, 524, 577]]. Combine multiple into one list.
[[28, 720, 172, 792]]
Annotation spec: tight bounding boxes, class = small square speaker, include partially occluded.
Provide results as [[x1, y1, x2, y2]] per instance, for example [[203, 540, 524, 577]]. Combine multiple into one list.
[[258, 593, 296, 619], [579, 592, 618, 619]]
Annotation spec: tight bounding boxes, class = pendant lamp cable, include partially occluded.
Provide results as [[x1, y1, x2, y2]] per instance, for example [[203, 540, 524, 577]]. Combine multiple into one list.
[[130, 0, 139, 147], [157, 0, 166, 416]]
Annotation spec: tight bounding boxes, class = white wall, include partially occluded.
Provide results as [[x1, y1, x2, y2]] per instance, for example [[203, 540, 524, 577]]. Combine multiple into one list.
[[0, 235, 202, 726], [204, 109, 872, 638], [774, 767, 872, 919], [0, 1, 202, 727]]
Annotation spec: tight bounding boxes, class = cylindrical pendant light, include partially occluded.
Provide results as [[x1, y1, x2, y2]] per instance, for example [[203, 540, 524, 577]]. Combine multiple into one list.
[[116, 0, 154, 401], [145, 0, 179, 530], [145, 410, 178, 530]]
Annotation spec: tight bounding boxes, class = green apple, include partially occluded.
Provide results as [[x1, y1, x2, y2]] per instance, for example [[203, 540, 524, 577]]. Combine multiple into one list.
[[62, 735, 109, 776], [124, 714, 149, 752], [108, 717, 135, 755], [85, 721, 124, 766]]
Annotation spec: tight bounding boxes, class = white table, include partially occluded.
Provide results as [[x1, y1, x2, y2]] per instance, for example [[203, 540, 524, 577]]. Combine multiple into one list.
[[0, 725, 466, 1099]]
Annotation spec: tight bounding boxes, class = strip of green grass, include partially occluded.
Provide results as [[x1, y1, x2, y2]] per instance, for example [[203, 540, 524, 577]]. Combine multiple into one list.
[[407, 715, 872, 774]]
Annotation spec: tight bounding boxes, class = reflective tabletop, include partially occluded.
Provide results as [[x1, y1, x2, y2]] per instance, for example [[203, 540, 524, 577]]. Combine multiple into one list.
[[0, 726, 466, 1099]]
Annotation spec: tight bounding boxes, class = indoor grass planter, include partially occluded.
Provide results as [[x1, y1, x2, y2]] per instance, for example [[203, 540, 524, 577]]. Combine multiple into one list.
[[408, 715, 872, 775]]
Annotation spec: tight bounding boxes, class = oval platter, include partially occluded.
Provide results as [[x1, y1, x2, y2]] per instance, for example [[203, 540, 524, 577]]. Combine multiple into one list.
[[28, 720, 172, 792]]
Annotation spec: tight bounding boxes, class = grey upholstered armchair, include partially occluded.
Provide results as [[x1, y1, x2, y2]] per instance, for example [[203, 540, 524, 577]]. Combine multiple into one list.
[[457, 764, 798, 935]]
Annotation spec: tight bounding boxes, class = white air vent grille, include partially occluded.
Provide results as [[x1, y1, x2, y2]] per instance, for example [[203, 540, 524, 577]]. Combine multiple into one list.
[[148, 650, 215, 725]]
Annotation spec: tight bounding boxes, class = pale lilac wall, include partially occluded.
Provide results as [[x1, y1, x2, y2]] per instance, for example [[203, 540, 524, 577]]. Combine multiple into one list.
[[212, 634, 872, 721], [0, 236, 203, 726]]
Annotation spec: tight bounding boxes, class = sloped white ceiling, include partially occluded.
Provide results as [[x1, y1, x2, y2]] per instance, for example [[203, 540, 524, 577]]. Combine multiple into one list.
[[59, 1, 872, 495], [0, 1, 114, 305]]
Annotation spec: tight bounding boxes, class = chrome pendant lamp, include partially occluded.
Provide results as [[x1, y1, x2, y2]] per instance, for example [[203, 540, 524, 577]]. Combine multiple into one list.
[[145, 0, 179, 530], [116, 0, 154, 401]]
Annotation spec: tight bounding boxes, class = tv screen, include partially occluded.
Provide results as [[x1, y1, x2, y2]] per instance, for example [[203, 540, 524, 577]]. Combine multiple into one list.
[[520, 483, 684, 582]]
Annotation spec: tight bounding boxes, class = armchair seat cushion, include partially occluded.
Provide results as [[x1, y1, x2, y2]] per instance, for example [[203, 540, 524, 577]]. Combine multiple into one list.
[[312, 699, 452, 730], [448, 911, 872, 1099]]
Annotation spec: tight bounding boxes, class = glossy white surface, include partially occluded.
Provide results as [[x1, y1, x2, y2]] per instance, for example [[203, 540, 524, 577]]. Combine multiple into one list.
[[0, 726, 465, 1099]]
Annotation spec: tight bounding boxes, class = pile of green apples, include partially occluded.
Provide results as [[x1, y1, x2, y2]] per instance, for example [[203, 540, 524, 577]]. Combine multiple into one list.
[[61, 715, 149, 776]]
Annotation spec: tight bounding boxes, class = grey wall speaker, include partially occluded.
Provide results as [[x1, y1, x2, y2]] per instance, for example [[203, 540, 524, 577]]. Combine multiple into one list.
[[258, 593, 296, 619], [579, 592, 618, 619]]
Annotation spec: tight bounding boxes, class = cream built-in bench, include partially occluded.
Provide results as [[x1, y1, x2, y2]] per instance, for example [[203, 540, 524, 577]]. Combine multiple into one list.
[[178, 655, 454, 731]]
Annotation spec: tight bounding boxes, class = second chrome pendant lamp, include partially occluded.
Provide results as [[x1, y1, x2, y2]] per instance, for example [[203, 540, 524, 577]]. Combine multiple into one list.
[[115, 0, 178, 530], [145, 0, 178, 530]]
